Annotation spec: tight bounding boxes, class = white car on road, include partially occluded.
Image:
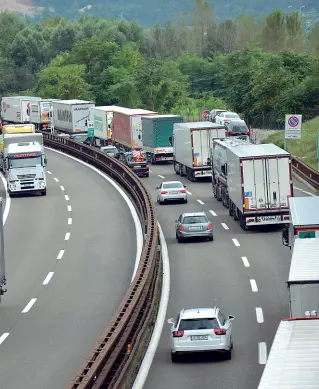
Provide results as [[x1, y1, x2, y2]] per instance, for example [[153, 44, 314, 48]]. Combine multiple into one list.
[[156, 181, 187, 204], [215, 111, 240, 127], [167, 307, 234, 362]]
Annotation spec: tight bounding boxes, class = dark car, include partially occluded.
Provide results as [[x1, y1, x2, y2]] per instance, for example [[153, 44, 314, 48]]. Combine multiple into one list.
[[227, 119, 250, 137], [120, 151, 149, 177]]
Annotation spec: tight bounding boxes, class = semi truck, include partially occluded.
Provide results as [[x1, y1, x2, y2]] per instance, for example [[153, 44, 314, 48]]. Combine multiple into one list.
[[0, 198, 6, 302], [287, 238, 319, 318], [282, 196, 319, 248], [1, 96, 41, 124], [0, 124, 36, 153], [112, 108, 157, 150], [141, 115, 183, 164], [52, 99, 95, 133], [258, 318, 319, 388], [173, 122, 226, 181], [4, 142, 47, 197], [211, 138, 293, 229], [90, 106, 118, 144], [30, 99, 59, 131]]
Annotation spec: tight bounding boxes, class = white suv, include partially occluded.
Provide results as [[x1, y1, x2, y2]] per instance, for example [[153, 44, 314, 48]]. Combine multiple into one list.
[[167, 307, 234, 362]]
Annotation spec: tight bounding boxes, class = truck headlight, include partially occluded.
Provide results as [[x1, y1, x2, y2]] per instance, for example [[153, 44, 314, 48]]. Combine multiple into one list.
[[39, 181, 46, 189], [9, 183, 15, 191]]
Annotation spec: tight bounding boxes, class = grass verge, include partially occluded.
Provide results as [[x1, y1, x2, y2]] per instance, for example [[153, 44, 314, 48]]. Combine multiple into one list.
[[265, 116, 319, 170]]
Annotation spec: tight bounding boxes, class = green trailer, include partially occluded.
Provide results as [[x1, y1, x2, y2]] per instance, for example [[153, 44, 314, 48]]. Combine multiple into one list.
[[141, 115, 183, 164]]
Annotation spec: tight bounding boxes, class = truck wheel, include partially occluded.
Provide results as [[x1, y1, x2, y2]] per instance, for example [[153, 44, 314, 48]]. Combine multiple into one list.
[[187, 168, 195, 182], [179, 165, 185, 176], [213, 184, 217, 198], [240, 214, 248, 230], [216, 185, 222, 201], [174, 163, 180, 175], [233, 207, 239, 221], [151, 155, 156, 164], [229, 201, 233, 216]]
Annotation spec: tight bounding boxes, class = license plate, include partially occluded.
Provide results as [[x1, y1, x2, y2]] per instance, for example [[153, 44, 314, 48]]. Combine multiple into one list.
[[191, 335, 208, 341], [170, 191, 178, 194], [189, 226, 201, 231], [134, 165, 141, 168], [260, 215, 281, 222]]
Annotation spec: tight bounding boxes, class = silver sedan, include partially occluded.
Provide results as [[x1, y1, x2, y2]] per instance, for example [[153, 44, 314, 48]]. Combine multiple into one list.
[[156, 181, 187, 204], [175, 212, 214, 242]]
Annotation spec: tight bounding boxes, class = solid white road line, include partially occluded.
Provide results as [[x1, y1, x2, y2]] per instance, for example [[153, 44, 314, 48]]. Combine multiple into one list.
[[294, 186, 315, 197], [157, 174, 165, 179], [241, 256, 250, 267], [250, 279, 258, 292], [256, 307, 264, 323], [68, 218, 72, 225], [22, 298, 37, 313], [60, 186, 65, 191], [0, 172, 11, 225], [186, 191, 192, 195], [209, 210, 217, 217], [54, 177, 59, 182], [65, 195, 69, 201], [46, 171, 52, 174], [43, 272, 54, 285], [57, 250, 65, 260], [232, 238, 240, 247], [0, 333, 9, 345], [149, 170, 152, 173], [197, 199, 204, 205], [67, 205, 72, 212], [65, 232, 70, 240], [46, 147, 143, 284], [258, 342, 267, 364], [221, 223, 229, 230], [132, 222, 170, 389]]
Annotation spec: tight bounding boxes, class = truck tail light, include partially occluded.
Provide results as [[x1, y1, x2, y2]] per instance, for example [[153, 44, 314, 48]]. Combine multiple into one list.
[[180, 189, 186, 193], [172, 330, 184, 337], [207, 223, 213, 230], [161, 191, 168, 194], [178, 225, 184, 231], [146, 164, 149, 168], [214, 328, 226, 335]]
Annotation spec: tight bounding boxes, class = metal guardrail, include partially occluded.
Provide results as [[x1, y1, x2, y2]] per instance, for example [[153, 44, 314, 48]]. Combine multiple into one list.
[[41, 133, 161, 389], [292, 156, 319, 190]]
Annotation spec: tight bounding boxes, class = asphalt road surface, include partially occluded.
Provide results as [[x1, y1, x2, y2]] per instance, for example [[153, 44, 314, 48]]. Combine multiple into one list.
[[142, 163, 313, 389], [0, 148, 137, 389]]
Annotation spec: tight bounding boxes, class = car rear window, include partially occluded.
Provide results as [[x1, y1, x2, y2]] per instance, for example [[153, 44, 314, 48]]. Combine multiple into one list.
[[225, 113, 238, 118], [103, 147, 118, 153], [183, 216, 208, 224], [231, 125, 248, 133], [163, 183, 183, 189], [179, 318, 219, 331]]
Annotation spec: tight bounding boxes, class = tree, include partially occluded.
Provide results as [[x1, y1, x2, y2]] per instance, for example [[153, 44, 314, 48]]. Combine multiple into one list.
[[285, 12, 305, 51], [261, 9, 286, 52]]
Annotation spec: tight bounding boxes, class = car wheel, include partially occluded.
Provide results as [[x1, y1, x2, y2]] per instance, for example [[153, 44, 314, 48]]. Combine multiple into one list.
[[224, 350, 232, 360], [183, 199, 188, 204], [208, 235, 214, 241], [176, 234, 182, 243], [230, 338, 233, 349], [145, 173, 149, 177], [171, 352, 179, 363]]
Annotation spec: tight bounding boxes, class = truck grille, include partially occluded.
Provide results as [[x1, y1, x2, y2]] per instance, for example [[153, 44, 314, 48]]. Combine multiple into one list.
[[20, 180, 35, 189], [17, 174, 36, 179]]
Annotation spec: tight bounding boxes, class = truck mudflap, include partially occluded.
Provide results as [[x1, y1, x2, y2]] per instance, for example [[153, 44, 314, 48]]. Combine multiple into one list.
[[194, 169, 212, 177], [245, 213, 290, 226]]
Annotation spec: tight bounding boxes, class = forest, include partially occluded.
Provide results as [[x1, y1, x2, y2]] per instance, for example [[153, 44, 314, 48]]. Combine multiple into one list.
[[0, 0, 319, 128]]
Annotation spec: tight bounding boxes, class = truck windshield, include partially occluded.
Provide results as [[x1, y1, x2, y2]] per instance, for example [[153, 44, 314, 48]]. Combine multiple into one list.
[[9, 156, 42, 168]]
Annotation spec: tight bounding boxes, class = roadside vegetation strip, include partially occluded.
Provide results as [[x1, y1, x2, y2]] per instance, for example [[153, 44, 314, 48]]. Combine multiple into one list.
[[41, 132, 161, 389]]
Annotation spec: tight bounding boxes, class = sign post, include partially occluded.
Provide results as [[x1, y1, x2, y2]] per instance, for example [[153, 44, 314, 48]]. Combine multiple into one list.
[[284, 114, 302, 150], [87, 120, 94, 137], [202, 110, 210, 121], [317, 132, 319, 172]]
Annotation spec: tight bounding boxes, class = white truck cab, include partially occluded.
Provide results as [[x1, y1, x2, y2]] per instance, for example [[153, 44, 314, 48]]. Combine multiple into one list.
[[5, 142, 47, 197]]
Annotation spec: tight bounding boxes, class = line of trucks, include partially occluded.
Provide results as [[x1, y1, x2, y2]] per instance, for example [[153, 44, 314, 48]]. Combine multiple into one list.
[[0, 97, 293, 231], [257, 196, 319, 387]]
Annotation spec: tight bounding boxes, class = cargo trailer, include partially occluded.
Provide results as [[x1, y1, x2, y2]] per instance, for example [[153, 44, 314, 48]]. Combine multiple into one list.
[[141, 115, 183, 163], [30, 99, 60, 131], [1, 96, 41, 124], [211, 138, 293, 229], [173, 122, 226, 181]]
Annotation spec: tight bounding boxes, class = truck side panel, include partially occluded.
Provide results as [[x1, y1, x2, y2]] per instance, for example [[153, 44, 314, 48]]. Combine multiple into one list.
[[173, 127, 192, 167], [53, 102, 73, 132], [141, 118, 154, 148], [289, 283, 319, 318], [2, 97, 22, 123], [227, 151, 243, 210], [112, 112, 132, 146], [72, 104, 93, 132], [154, 117, 183, 148], [0, 199, 5, 289], [91, 108, 108, 140]]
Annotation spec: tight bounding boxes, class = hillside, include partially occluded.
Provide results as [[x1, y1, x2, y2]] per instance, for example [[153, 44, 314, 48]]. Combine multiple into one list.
[[4, 0, 318, 26]]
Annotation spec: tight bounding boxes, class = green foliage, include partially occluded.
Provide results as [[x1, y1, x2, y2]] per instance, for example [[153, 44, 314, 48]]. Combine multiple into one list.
[[0, 3, 318, 131]]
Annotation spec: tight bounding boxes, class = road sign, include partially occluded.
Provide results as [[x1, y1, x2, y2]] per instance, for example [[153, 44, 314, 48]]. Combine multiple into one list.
[[87, 120, 94, 137], [202, 110, 210, 120], [285, 114, 302, 139]]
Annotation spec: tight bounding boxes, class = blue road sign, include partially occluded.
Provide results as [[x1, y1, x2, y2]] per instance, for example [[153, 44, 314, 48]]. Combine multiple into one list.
[[288, 116, 299, 127]]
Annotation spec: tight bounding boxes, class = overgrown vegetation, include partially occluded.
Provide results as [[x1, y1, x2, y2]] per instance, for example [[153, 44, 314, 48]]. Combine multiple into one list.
[[0, 1, 319, 129]]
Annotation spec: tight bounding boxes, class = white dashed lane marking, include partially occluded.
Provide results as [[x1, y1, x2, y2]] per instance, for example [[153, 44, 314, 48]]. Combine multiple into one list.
[[68, 218, 72, 225], [54, 177, 59, 182], [22, 298, 37, 313], [241, 256, 250, 267], [256, 307, 264, 323], [47, 171, 52, 175], [186, 191, 192, 195], [197, 199, 204, 205], [67, 205, 72, 212], [157, 175, 165, 179], [258, 342, 267, 364], [65, 232, 70, 241], [250, 279, 258, 292], [221, 223, 229, 230], [65, 195, 69, 201], [43, 272, 54, 285], [0, 333, 9, 345], [209, 210, 217, 216], [232, 238, 240, 247], [60, 186, 65, 191], [57, 250, 65, 260]]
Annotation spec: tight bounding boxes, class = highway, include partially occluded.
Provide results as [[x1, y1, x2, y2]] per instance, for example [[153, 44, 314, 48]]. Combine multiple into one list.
[[0, 148, 138, 389], [142, 163, 312, 389]]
